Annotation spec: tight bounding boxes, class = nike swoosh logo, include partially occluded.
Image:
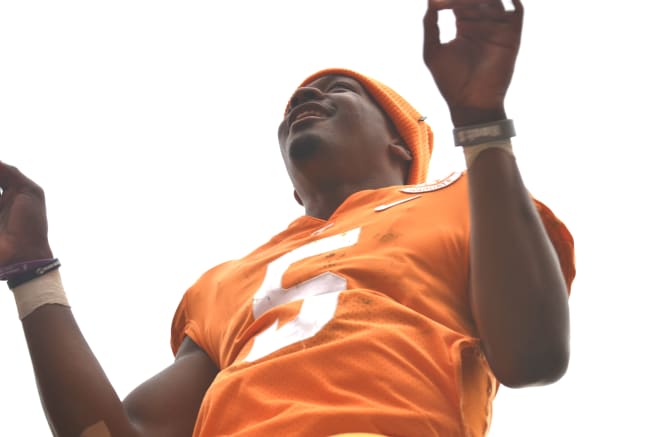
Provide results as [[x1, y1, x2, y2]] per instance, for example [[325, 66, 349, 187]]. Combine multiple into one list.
[[374, 195, 422, 212]]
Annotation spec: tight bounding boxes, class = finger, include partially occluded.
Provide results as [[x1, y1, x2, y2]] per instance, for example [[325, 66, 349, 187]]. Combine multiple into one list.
[[512, 0, 524, 14], [430, 0, 505, 9], [0, 161, 21, 189], [0, 161, 34, 192], [430, 0, 510, 24], [511, 0, 524, 26], [423, 2, 441, 58], [452, 1, 507, 21]]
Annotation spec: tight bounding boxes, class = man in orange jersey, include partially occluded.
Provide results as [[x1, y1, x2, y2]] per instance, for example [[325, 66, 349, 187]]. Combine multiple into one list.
[[0, 1, 574, 436]]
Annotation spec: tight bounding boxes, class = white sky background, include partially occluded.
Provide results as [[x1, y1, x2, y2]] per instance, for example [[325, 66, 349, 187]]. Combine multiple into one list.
[[1, 1, 658, 435]]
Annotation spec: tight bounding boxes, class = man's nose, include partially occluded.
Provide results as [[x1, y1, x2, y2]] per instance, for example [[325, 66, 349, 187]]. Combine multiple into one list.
[[288, 86, 324, 110]]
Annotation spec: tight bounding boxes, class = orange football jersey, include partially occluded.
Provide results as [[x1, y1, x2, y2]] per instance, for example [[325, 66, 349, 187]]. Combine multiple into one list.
[[171, 172, 575, 437]]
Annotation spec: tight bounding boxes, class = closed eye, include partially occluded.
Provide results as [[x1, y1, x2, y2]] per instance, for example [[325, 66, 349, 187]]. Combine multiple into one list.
[[329, 81, 356, 92]]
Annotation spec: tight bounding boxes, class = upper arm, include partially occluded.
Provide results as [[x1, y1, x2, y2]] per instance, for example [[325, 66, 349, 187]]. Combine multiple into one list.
[[122, 337, 219, 437]]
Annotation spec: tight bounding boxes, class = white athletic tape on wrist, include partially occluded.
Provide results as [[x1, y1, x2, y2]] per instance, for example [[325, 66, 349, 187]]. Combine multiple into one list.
[[12, 269, 70, 320], [463, 139, 515, 168]]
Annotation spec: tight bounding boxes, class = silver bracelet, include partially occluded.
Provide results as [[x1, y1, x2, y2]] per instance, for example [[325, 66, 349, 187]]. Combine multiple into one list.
[[453, 119, 516, 147]]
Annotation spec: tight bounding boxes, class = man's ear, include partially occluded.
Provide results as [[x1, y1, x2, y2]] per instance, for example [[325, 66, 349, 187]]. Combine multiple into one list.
[[388, 140, 413, 163], [293, 190, 304, 206]]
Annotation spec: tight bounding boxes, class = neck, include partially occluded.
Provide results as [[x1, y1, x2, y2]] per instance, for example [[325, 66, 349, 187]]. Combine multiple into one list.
[[302, 184, 359, 221], [300, 176, 404, 220]]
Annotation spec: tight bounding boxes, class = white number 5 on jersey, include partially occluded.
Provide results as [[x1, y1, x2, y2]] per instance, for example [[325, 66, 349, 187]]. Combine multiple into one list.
[[244, 228, 361, 362]]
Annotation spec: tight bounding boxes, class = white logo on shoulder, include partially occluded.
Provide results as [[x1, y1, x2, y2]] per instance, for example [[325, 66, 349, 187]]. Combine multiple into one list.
[[374, 195, 421, 212], [400, 171, 462, 194]]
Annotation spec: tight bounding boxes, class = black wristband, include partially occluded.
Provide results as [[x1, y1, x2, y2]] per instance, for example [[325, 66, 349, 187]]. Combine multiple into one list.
[[7, 258, 61, 289]]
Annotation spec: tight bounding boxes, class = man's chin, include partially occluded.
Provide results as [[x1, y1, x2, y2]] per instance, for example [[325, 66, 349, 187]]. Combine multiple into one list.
[[288, 135, 322, 161]]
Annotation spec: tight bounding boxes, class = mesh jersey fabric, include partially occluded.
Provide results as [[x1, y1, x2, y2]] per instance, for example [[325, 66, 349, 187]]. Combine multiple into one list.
[[171, 172, 575, 437]]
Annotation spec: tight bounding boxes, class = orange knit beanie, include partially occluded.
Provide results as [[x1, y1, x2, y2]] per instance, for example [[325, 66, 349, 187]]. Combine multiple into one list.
[[293, 68, 434, 185]]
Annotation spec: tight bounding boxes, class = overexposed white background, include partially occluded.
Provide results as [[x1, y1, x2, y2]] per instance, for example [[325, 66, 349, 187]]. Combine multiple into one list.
[[1, 1, 658, 435]]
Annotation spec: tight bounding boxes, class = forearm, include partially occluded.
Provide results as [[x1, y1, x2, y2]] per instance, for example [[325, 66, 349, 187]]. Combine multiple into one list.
[[466, 147, 570, 387], [21, 302, 137, 436]]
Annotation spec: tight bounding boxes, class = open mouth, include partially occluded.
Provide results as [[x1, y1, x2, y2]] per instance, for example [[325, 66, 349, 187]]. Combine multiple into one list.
[[290, 109, 326, 125], [287, 103, 333, 130]]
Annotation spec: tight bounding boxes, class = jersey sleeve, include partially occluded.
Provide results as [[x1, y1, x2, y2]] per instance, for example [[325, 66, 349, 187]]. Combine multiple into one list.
[[533, 198, 576, 293], [170, 286, 206, 357], [170, 263, 230, 367]]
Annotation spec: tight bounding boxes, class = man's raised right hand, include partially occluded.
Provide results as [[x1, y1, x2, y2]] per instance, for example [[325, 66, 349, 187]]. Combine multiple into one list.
[[0, 161, 53, 267]]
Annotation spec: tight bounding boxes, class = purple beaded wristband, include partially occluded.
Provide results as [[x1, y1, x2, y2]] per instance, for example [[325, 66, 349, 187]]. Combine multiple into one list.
[[0, 258, 61, 288]]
